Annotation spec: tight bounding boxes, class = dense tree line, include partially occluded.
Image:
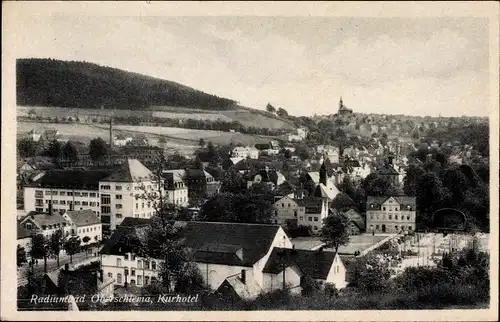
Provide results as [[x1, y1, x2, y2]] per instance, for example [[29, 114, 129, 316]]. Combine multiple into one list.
[[17, 58, 236, 110]]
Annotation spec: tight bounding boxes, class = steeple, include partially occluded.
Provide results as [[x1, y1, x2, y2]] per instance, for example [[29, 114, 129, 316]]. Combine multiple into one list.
[[319, 161, 328, 186], [339, 97, 343, 110]]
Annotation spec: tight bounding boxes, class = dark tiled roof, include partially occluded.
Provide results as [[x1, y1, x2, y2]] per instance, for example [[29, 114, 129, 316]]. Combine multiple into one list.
[[65, 209, 101, 227], [181, 221, 281, 266], [254, 143, 271, 150], [27, 169, 112, 190], [100, 220, 281, 267], [344, 209, 365, 230], [295, 197, 323, 208], [17, 223, 32, 239], [22, 212, 68, 229], [263, 247, 337, 280], [366, 196, 416, 210], [377, 164, 399, 175]]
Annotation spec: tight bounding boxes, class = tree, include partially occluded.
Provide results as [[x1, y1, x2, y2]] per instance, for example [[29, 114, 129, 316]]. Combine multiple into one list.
[[349, 254, 391, 293], [63, 237, 81, 264], [17, 138, 38, 158], [266, 103, 276, 113], [49, 229, 64, 267], [277, 107, 288, 117], [198, 138, 205, 147], [82, 236, 91, 257], [89, 138, 109, 163], [17, 245, 28, 268], [62, 141, 79, 166], [331, 193, 357, 212], [43, 139, 63, 160], [220, 169, 247, 194], [31, 234, 49, 273], [403, 164, 426, 196], [361, 173, 392, 196], [320, 210, 351, 253], [296, 145, 310, 161]]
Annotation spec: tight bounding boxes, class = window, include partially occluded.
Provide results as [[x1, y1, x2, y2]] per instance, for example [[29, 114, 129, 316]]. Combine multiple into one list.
[[376, 225, 380, 229], [116, 204, 123, 209], [383, 207, 386, 211], [314, 217, 318, 222], [282, 203, 284, 208], [100, 185, 111, 190], [116, 185, 122, 191], [308, 217, 312, 221], [131, 268, 136, 276], [90, 202, 96, 207], [90, 193, 97, 197], [116, 213, 123, 219], [152, 261, 157, 270], [136, 203, 138, 210], [67, 192, 73, 196], [82, 201, 88, 206], [82, 192, 89, 197], [395, 215, 398, 220], [144, 261, 150, 269], [395, 225, 398, 230], [124, 267, 129, 276], [60, 200, 66, 205], [395, 208, 398, 211], [116, 195, 123, 200], [117, 273, 122, 284], [125, 254, 129, 260], [35, 190, 43, 198], [388, 215, 392, 220], [74, 192, 81, 197], [137, 275, 142, 285], [75, 201, 81, 206], [142, 202, 144, 209], [108, 272, 113, 278], [299, 216, 303, 220], [35, 208, 43, 212], [101, 194, 111, 205], [117, 258, 122, 267], [137, 260, 143, 269], [101, 206, 111, 214], [35, 199, 43, 206], [60, 191, 66, 196], [145, 276, 150, 285]]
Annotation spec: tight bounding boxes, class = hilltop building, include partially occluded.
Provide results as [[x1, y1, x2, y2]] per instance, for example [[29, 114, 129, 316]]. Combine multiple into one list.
[[338, 97, 353, 116]]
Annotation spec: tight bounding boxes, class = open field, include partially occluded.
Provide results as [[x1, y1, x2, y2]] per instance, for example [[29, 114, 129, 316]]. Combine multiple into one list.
[[17, 121, 277, 152], [18, 105, 296, 130], [291, 234, 387, 255]]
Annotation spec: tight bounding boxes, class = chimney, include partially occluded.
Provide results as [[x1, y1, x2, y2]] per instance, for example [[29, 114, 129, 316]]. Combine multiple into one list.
[[240, 269, 246, 284], [65, 263, 70, 271], [48, 200, 53, 215], [69, 202, 74, 211]]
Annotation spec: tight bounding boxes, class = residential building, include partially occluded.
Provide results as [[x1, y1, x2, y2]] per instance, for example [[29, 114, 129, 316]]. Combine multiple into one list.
[[118, 146, 164, 168], [366, 196, 417, 233], [254, 142, 280, 156], [43, 264, 114, 299], [162, 170, 189, 206], [20, 210, 71, 239], [247, 167, 287, 191], [99, 159, 163, 231], [344, 159, 371, 183], [17, 223, 32, 256], [23, 169, 112, 215], [232, 146, 259, 159], [323, 146, 340, 164], [162, 168, 220, 204], [61, 209, 102, 245], [114, 134, 133, 147], [26, 127, 61, 142], [377, 155, 400, 187]]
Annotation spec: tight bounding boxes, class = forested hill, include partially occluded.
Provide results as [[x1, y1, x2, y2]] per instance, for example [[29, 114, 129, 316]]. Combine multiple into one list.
[[16, 58, 237, 110]]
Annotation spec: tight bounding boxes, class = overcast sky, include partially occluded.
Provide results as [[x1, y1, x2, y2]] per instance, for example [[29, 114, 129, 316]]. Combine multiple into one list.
[[14, 15, 489, 117]]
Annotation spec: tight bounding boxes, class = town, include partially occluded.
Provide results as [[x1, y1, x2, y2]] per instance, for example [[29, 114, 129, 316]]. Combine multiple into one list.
[[16, 93, 490, 311]]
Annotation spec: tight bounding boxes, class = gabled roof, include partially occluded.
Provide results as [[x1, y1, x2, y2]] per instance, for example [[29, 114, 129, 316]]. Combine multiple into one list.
[[314, 182, 340, 200], [295, 197, 323, 208], [366, 196, 416, 210], [64, 209, 101, 227], [22, 212, 68, 229], [181, 221, 282, 267], [100, 220, 282, 267], [17, 222, 32, 239], [263, 247, 337, 280], [26, 169, 112, 190], [101, 159, 154, 182], [377, 164, 399, 176], [344, 209, 365, 230], [219, 270, 263, 301]]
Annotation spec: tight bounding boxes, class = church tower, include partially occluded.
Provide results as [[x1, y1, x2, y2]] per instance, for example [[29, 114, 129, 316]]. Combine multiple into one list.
[[319, 161, 328, 186]]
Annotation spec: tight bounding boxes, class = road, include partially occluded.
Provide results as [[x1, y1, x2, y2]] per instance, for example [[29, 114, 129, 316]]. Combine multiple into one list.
[[17, 249, 99, 286]]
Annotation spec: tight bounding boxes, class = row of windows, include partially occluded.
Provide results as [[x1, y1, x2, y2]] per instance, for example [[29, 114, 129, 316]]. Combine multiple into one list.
[[370, 214, 412, 221], [369, 204, 413, 211], [370, 224, 413, 231], [116, 258, 157, 270], [114, 273, 156, 285], [78, 226, 100, 234], [42, 199, 99, 207], [37, 190, 98, 198]]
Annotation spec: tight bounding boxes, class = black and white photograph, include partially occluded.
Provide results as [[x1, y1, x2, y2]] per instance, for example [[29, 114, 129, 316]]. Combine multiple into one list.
[[2, 1, 498, 321]]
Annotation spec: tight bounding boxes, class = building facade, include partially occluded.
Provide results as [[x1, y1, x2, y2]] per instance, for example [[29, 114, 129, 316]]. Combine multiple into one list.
[[366, 196, 417, 233]]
